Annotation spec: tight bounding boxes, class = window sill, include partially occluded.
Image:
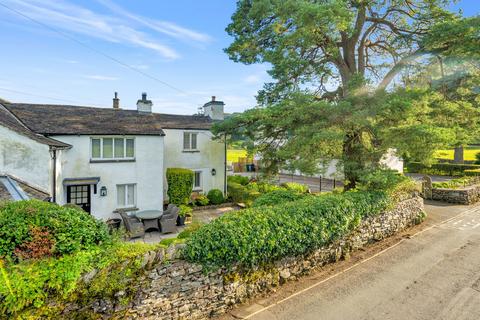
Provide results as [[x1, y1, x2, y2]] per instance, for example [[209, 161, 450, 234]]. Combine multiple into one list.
[[90, 159, 136, 163], [182, 150, 200, 153]]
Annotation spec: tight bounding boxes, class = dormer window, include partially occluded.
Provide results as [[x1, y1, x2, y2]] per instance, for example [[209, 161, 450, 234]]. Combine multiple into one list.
[[183, 132, 198, 151], [91, 137, 135, 160]]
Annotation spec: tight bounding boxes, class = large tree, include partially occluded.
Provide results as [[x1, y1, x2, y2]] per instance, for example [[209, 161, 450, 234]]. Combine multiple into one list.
[[216, 0, 480, 189]]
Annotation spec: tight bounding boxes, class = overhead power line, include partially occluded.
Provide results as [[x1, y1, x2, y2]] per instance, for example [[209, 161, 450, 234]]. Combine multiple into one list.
[[0, 87, 105, 106], [0, 1, 188, 95]]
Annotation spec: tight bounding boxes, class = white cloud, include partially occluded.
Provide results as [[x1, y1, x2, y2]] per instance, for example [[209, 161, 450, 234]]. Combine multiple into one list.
[[96, 0, 212, 44], [2, 0, 180, 59], [83, 74, 119, 81]]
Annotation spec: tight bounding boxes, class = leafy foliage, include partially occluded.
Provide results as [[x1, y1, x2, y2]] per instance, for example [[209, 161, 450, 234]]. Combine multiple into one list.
[[432, 176, 480, 189], [177, 222, 205, 240], [0, 200, 109, 260], [192, 194, 209, 206], [405, 162, 480, 176], [227, 175, 250, 186], [207, 189, 225, 205], [281, 182, 309, 194], [178, 205, 193, 218], [184, 190, 397, 270], [227, 182, 261, 206], [216, 1, 479, 188], [166, 168, 194, 205], [252, 189, 306, 208]]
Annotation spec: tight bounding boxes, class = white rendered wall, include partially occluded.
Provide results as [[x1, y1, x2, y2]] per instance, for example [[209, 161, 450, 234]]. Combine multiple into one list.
[[163, 129, 225, 198], [0, 125, 51, 192], [53, 135, 164, 220]]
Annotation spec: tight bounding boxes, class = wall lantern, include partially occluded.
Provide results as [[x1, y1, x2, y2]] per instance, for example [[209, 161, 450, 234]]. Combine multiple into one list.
[[211, 168, 217, 176], [100, 186, 108, 197]]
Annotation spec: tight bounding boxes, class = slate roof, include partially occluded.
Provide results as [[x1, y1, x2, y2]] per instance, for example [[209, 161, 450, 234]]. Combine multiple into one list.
[[0, 104, 71, 148], [2, 103, 213, 136], [0, 175, 49, 202]]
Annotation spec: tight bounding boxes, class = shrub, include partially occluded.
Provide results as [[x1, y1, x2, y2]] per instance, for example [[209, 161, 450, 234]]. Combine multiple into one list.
[[432, 176, 480, 189], [183, 190, 394, 270], [178, 205, 193, 218], [281, 182, 309, 193], [475, 152, 480, 165], [207, 189, 224, 205], [248, 181, 283, 193], [227, 182, 260, 206], [0, 200, 110, 260], [252, 189, 306, 207], [357, 169, 408, 192], [227, 175, 250, 185], [167, 168, 194, 205], [465, 168, 480, 176], [193, 194, 209, 206], [405, 162, 480, 176]]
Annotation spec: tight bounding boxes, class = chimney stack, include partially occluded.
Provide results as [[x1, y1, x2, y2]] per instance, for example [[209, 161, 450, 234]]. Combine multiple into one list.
[[113, 92, 120, 109], [203, 96, 225, 120], [137, 92, 153, 113]]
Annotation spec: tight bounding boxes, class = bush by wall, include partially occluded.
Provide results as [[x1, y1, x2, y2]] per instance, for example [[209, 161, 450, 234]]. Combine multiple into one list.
[[281, 182, 309, 193], [207, 189, 224, 205], [405, 162, 480, 176], [0, 200, 109, 261], [166, 168, 194, 205], [252, 189, 307, 207], [227, 175, 250, 185], [227, 182, 260, 205], [432, 176, 480, 189], [183, 190, 400, 269]]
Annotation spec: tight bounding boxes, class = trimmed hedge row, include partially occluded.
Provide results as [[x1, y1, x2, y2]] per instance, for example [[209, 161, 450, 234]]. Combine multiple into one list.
[[252, 189, 307, 207], [167, 168, 194, 205], [405, 162, 480, 176], [183, 190, 393, 269]]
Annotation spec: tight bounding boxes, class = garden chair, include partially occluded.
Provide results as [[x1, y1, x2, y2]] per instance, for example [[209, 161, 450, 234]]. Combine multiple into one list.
[[160, 205, 179, 234], [119, 211, 145, 239]]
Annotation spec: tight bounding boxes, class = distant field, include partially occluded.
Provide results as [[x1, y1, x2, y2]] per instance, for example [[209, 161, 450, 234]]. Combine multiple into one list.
[[435, 146, 480, 161], [227, 149, 248, 163]]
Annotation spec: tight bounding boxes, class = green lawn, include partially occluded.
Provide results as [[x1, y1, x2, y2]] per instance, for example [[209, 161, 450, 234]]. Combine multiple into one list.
[[435, 146, 480, 161], [227, 149, 248, 163]]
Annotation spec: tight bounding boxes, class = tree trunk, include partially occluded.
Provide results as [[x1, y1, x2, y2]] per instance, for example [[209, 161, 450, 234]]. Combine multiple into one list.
[[342, 132, 364, 191], [453, 146, 464, 164]]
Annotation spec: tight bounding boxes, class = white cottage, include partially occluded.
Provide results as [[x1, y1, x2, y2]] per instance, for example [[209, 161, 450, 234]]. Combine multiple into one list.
[[0, 94, 226, 220]]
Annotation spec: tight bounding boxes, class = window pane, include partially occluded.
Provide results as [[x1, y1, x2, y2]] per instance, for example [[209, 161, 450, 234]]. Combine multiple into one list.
[[117, 185, 125, 206], [103, 138, 113, 158], [194, 172, 201, 188], [114, 138, 124, 158], [92, 139, 101, 158], [127, 184, 135, 206], [191, 133, 197, 150], [183, 132, 190, 149], [126, 139, 135, 157]]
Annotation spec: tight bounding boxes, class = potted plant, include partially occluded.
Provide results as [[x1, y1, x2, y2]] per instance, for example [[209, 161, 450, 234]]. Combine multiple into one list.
[[177, 205, 193, 226]]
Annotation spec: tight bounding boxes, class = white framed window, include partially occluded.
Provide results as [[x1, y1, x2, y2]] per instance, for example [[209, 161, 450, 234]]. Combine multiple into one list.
[[183, 132, 198, 151], [91, 137, 135, 160], [193, 171, 202, 190], [117, 184, 136, 208]]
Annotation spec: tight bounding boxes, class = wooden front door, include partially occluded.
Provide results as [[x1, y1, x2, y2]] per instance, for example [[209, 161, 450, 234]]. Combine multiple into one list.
[[67, 185, 91, 213]]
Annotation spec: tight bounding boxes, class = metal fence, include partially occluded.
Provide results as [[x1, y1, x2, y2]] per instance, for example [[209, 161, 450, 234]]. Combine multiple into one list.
[[276, 174, 343, 193]]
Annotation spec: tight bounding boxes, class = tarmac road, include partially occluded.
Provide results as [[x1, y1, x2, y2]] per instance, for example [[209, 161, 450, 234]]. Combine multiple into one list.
[[221, 201, 480, 320]]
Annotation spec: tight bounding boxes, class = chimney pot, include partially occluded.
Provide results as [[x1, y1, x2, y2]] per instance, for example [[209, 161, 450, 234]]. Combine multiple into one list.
[[212, 96, 216, 102], [137, 92, 153, 113], [113, 92, 120, 109], [142, 92, 147, 101]]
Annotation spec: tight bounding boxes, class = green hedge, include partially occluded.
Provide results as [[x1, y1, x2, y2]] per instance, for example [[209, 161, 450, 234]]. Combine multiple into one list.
[[405, 162, 480, 176], [227, 182, 260, 205], [0, 200, 109, 260], [281, 182, 309, 193], [252, 189, 307, 207], [227, 175, 250, 185], [207, 189, 224, 205], [432, 176, 480, 189], [183, 190, 397, 269], [166, 168, 194, 205]]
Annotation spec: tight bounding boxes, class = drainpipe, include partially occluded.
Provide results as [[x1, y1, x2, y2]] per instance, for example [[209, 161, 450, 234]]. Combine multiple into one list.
[[224, 133, 227, 196], [49, 147, 57, 203]]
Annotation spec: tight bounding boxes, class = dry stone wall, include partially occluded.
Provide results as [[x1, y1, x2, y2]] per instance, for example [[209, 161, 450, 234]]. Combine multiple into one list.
[[65, 196, 425, 320], [432, 185, 480, 204]]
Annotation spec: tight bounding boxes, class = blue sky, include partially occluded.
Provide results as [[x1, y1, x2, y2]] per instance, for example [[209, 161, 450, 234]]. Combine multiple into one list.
[[0, 0, 478, 115]]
